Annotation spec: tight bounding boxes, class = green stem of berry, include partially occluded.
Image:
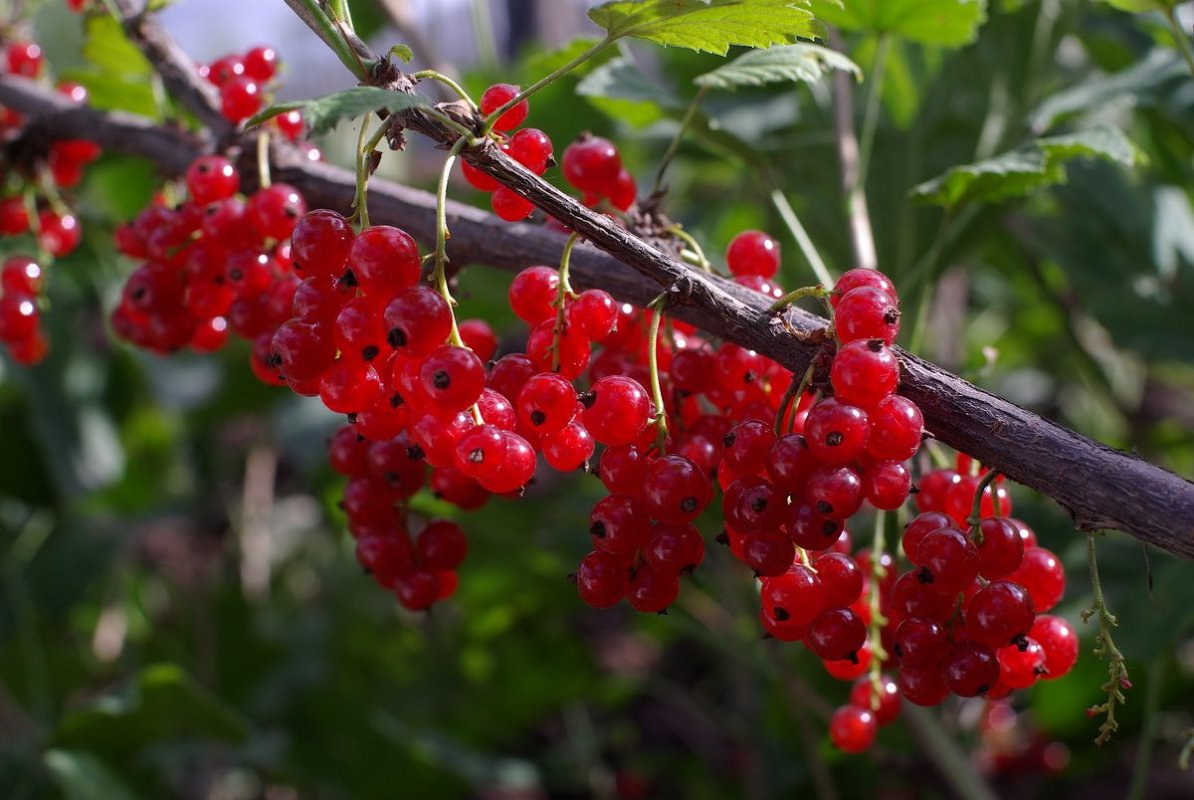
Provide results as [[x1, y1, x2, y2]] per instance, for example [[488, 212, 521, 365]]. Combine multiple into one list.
[[284, 0, 374, 82], [481, 36, 613, 134], [651, 85, 709, 197], [768, 284, 827, 314], [770, 190, 835, 288], [646, 291, 671, 452], [856, 32, 892, 193], [965, 468, 1002, 544], [413, 70, 478, 111], [22, 188, 51, 266], [1082, 532, 1130, 746], [550, 232, 582, 373], [432, 138, 469, 351], [867, 510, 890, 709], [352, 115, 374, 229], [780, 362, 816, 436], [667, 225, 713, 275], [1164, 6, 1194, 78]]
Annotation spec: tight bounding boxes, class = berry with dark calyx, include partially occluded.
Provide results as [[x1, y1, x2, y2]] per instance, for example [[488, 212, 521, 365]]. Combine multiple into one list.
[[487, 353, 537, 402], [567, 289, 618, 341], [186, 155, 240, 205], [411, 410, 476, 468], [454, 424, 508, 481], [761, 564, 824, 626], [334, 294, 387, 361], [722, 419, 777, 477], [998, 638, 1047, 690], [517, 372, 578, 434], [420, 345, 486, 413], [942, 641, 999, 697], [328, 424, 370, 476], [319, 358, 381, 414], [248, 183, 307, 240], [835, 286, 901, 344], [893, 616, 949, 668], [813, 551, 864, 609], [787, 503, 845, 551], [767, 434, 817, 494], [590, 494, 651, 557], [526, 319, 590, 379], [581, 375, 650, 446], [725, 230, 780, 279], [916, 527, 980, 594], [891, 569, 956, 621], [576, 550, 630, 608], [965, 580, 1035, 648], [1030, 615, 1079, 680], [508, 128, 554, 175], [803, 399, 869, 466], [270, 319, 335, 381], [541, 420, 594, 472], [642, 455, 711, 525], [902, 511, 953, 565], [806, 465, 863, 521], [562, 135, 622, 196], [727, 478, 785, 534], [384, 285, 453, 355], [480, 83, 528, 132], [830, 339, 900, 409], [644, 523, 705, 575], [628, 564, 680, 613], [477, 430, 537, 493]]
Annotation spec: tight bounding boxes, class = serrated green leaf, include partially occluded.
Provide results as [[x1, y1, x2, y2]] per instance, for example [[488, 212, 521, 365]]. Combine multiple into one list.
[[810, 0, 987, 46], [910, 126, 1140, 206], [588, 0, 824, 55], [524, 36, 611, 77], [44, 751, 139, 800], [82, 15, 151, 78], [246, 87, 430, 137], [694, 43, 860, 89], [578, 58, 685, 109]]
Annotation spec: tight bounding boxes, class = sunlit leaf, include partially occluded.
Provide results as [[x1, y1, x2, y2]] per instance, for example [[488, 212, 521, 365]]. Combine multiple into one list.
[[588, 0, 824, 54], [910, 126, 1141, 206], [44, 751, 139, 800], [694, 43, 861, 89], [810, 0, 988, 46]]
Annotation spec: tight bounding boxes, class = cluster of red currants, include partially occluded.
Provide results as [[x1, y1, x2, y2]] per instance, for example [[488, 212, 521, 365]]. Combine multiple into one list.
[[0, 256, 48, 365], [111, 154, 308, 356], [197, 44, 298, 131]]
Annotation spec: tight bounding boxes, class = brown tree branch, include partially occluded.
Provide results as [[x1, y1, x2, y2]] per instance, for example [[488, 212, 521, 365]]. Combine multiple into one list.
[[2, 75, 1192, 560]]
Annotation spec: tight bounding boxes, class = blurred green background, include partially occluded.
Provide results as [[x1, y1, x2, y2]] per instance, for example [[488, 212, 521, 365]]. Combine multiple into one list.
[[1, 0, 1193, 798]]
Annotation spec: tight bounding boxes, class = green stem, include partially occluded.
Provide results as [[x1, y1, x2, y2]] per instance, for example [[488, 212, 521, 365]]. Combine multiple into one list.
[[667, 225, 713, 274], [867, 511, 890, 706], [550, 232, 582, 372], [903, 706, 1001, 800], [770, 190, 835, 288], [414, 70, 478, 110], [769, 284, 828, 313], [647, 292, 671, 451], [470, 0, 499, 70], [256, 130, 272, 190], [1082, 532, 1131, 746], [1127, 658, 1165, 800], [1165, 6, 1194, 78], [483, 37, 614, 133], [777, 362, 816, 436], [965, 469, 1003, 542], [906, 207, 955, 355], [285, 0, 372, 82], [651, 86, 709, 196], [353, 115, 373, 229], [856, 33, 892, 192], [433, 138, 469, 350]]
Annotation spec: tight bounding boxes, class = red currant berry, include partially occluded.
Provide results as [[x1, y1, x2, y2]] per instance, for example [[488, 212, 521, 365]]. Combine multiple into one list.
[[576, 550, 629, 608], [384, 286, 452, 355], [581, 375, 651, 446], [835, 286, 901, 344], [1006, 546, 1065, 613], [292, 210, 355, 279], [480, 83, 528, 132], [830, 339, 899, 409], [416, 520, 468, 571], [420, 345, 486, 412], [562, 135, 621, 195], [725, 230, 780, 279], [186, 155, 240, 205], [492, 186, 534, 221], [642, 455, 711, 525], [1030, 615, 1079, 680], [942, 641, 999, 697]]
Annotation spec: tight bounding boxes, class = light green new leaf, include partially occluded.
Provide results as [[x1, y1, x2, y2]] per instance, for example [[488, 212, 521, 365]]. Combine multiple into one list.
[[910, 126, 1140, 207], [82, 15, 152, 77], [246, 87, 429, 137], [588, 0, 824, 54], [695, 43, 861, 90], [1100, 0, 1177, 12], [810, 0, 987, 47]]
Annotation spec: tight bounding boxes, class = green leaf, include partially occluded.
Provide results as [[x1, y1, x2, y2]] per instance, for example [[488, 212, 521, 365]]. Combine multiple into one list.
[[1100, 0, 1176, 12], [43, 750, 139, 800], [389, 44, 414, 62], [810, 0, 988, 47], [57, 69, 160, 119], [524, 36, 611, 77], [81, 15, 151, 78], [588, 0, 824, 55], [910, 126, 1141, 207], [694, 43, 861, 90], [578, 57, 684, 108], [51, 663, 250, 753], [246, 87, 430, 137]]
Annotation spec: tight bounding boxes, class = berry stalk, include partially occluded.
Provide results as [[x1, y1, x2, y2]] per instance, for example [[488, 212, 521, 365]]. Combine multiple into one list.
[[1083, 532, 1130, 746]]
